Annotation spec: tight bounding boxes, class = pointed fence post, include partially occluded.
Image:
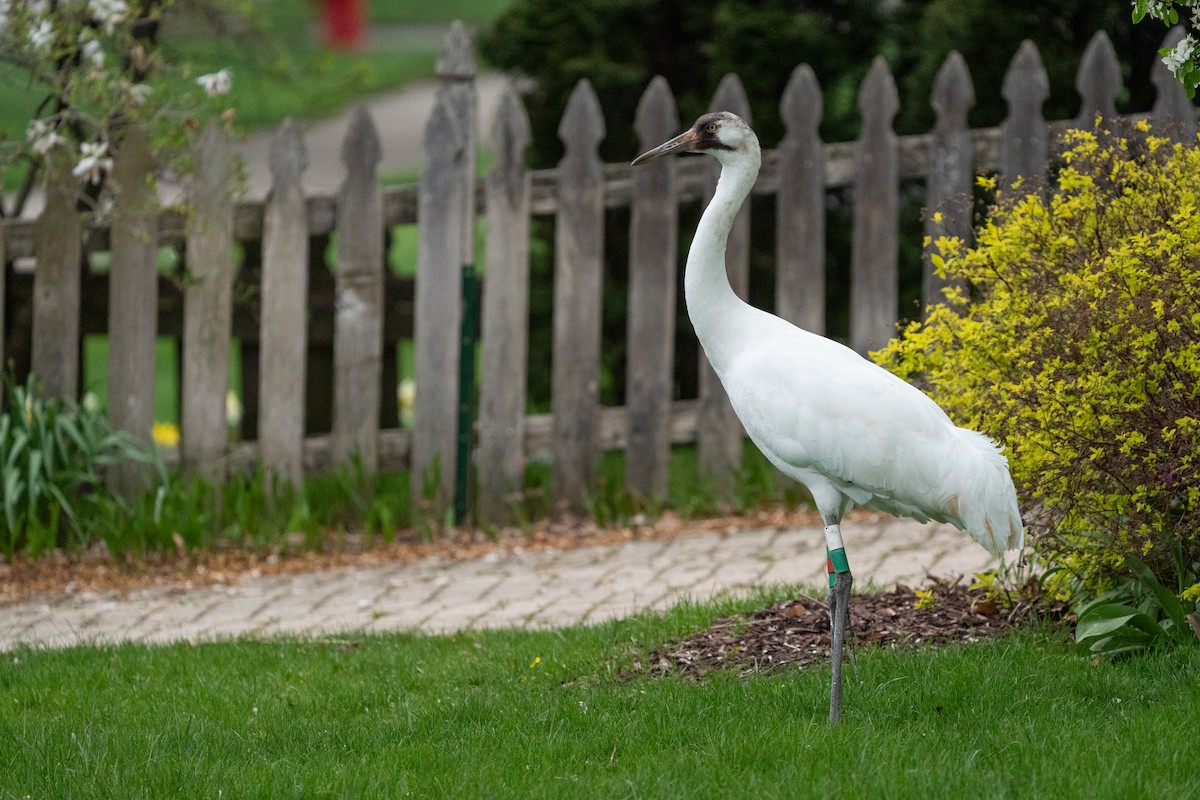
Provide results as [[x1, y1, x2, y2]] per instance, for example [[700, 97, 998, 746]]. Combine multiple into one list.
[[1000, 40, 1049, 191], [850, 57, 899, 355], [258, 119, 309, 487], [776, 64, 825, 336], [31, 148, 82, 401], [332, 105, 384, 474], [1076, 31, 1122, 129], [1152, 27, 1198, 143], [182, 123, 236, 479], [478, 83, 532, 523], [552, 79, 605, 513], [412, 23, 477, 518], [626, 76, 680, 502], [107, 126, 158, 496], [924, 51, 974, 313], [696, 74, 752, 502]]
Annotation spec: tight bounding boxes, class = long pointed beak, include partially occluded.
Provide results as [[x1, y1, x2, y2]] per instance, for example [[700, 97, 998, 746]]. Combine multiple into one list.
[[631, 129, 696, 166]]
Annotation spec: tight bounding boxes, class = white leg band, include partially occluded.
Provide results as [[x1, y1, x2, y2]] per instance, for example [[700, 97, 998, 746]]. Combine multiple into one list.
[[823, 524, 845, 552]]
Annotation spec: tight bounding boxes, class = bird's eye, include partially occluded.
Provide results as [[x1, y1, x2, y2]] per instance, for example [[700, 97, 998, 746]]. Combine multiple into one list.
[[706, 123, 718, 133]]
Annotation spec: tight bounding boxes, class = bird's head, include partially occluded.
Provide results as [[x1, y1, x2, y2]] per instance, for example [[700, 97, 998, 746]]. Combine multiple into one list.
[[632, 111, 759, 167]]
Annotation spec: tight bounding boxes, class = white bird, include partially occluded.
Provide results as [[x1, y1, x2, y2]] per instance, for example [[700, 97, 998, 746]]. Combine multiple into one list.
[[632, 111, 1022, 724]]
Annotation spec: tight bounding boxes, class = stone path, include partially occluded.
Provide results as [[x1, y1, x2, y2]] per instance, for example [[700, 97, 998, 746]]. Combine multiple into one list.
[[0, 516, 998, 651]]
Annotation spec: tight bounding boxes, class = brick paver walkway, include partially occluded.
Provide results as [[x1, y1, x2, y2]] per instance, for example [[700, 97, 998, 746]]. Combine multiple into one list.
[[1, 517, 998, 651]]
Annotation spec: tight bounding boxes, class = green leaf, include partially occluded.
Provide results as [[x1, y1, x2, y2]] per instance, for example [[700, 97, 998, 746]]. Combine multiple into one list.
[[1131, 560, 1189, 642], [1075, 602, 1166, 644]]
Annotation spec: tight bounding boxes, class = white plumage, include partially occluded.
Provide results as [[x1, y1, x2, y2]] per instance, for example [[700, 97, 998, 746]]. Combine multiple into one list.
[[633, 110, 1022, 723]]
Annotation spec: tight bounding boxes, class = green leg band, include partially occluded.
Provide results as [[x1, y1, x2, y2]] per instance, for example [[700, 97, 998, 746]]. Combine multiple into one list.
[[829, 547, 850, 574]]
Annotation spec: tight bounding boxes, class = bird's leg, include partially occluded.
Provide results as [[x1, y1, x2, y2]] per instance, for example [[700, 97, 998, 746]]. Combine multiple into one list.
[[824, 522, 853, 725]]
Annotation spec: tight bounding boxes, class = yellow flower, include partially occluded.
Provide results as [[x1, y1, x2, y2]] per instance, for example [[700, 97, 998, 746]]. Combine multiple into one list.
[[153, 421, 180, 448], [1182, 582, 1200, 604], [529, 656, 541, 668]]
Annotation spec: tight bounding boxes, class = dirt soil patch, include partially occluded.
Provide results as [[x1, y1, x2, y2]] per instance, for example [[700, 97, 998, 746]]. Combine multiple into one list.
[[644, 579, 1057, 678]]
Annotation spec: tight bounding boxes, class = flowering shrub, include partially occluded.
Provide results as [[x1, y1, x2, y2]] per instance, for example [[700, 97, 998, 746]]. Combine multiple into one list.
[[0, 0, 236, 209], [874, 123, 1200, 593]]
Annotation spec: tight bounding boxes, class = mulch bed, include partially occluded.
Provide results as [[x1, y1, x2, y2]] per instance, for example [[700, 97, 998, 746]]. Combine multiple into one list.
[[644, 579, 1059, 678]]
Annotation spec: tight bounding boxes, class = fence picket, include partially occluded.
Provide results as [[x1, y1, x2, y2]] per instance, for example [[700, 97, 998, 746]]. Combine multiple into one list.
[[258, 119, 309, 486], [552, 79, 606, 512], [107, 126, 158, 495], [626, 76, 680, 501], [924, 51, 974, 313], [696, 74, 752, 501], [1152, 28, 1198, 142], [1000, 40, 1050, 190], [31, 149, 82, 401], [777, 64, 826, 335], [411, 25, 476, 516], [850, 57, 899, 355], [478, 83, 533, 522], [332, 105, 384, 473], [1076, 32, 1122, 128], [182, 123, 236, 479]]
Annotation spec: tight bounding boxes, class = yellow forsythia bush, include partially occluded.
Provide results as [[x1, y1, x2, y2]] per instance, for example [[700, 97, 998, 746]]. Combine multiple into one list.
[[874, 124, 1200, 591]]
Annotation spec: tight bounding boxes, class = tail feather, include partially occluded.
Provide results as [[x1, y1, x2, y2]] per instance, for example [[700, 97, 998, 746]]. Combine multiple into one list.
[[952, 429, 1023, 557]]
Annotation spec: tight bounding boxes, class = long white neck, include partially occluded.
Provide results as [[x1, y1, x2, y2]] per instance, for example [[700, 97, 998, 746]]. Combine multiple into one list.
[[684, 144, 762, 370]]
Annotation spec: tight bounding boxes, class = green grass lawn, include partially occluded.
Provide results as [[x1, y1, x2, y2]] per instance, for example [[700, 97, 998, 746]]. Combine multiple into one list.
[[3, 592, 1199, 799]]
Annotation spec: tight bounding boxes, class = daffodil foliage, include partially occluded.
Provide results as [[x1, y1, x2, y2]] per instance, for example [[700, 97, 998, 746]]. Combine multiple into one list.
[[875, 125, 1200, 592]]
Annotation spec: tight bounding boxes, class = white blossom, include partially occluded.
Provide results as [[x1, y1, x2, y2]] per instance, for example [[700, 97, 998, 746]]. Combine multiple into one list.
[[88, 0, 128, 35], [26, 119, 67, 155], [81, 38, 104, 67], [196, 68, 232, 97], [1162, 33, 1198, 77], [28, 18, 53, 51], [73, 141, 113, 185], [128, 82, 152, 106]]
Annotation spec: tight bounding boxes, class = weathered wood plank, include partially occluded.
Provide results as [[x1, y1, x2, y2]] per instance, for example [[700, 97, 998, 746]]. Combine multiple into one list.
[[776, 64, 825, 334], [31, 148, 82, 400], [478, 83, 532, 522], [850, 57, 899, 355], [183, 400, 705, 481], [411, 26, 476, 515], [552, 79, 606, 513], [1000, 40, 1050, 190], [182, 123, 236, 479], [924, 51, 974, 313], [258, 119, 309, 486], [626, 76, 680, 501], [695, 74, 752, 502], [1152, 27, 1199, 143], [1076, 31, 1122, 128], [332, 105, 385, 472], [107, 126, 159, 495]]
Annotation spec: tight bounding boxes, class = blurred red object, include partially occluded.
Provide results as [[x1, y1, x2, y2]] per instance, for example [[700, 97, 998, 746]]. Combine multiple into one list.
[[321, 0, 365, 50]]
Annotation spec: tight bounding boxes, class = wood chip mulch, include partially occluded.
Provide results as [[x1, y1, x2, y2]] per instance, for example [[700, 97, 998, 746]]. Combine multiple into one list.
[[642, 579, 1062, 678]]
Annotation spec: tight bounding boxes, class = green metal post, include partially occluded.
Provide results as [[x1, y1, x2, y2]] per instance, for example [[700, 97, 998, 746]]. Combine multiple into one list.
[[454, 264, 479, 524]]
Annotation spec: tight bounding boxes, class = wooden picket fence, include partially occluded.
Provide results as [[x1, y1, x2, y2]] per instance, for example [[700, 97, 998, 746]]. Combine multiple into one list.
[[0, 23, 1196, 522]]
